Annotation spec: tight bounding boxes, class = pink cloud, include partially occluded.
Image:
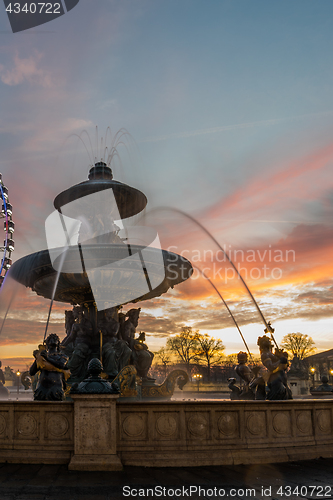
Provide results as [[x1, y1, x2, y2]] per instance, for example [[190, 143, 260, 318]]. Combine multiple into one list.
[[0, 51, 52, 87], [204, 142, 333, 221]]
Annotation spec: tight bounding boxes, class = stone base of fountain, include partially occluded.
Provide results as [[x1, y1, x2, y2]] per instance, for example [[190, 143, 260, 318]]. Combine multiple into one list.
[[68, 394, 122, 471], [1, 398, 333, 470]]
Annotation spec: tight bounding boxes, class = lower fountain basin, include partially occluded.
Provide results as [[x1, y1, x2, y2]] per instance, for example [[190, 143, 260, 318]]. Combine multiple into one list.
[[1, 398, 333, 469]]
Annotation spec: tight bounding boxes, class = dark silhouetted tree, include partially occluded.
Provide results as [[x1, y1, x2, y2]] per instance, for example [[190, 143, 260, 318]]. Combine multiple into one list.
[[166, 327, 200, 376], [155, 347, 171, 378], [195, 334, 225, 381], [281, 333, 316, 360]]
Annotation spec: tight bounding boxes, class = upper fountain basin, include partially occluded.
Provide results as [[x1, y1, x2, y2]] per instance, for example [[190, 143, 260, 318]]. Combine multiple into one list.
[[54, 178, 147, 220]]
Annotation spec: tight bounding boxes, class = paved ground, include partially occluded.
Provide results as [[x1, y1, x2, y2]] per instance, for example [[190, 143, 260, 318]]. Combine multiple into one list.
[[0, 458, 333, 500]]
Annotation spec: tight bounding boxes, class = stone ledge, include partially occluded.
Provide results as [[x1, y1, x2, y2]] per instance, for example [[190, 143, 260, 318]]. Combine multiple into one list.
[[0, 449, 71, 464], [119, 444, 333, 467], [68, 454, 123, 471]]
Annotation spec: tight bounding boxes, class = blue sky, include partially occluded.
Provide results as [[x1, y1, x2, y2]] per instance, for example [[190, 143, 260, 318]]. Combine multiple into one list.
[[1, 0, 333, 367]]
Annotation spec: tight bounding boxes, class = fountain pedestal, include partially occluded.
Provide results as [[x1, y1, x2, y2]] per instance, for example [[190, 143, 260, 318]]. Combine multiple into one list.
[[69, 394, 122, 471]]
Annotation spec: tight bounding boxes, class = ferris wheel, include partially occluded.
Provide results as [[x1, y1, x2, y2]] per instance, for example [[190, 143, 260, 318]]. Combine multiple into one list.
[[0, 173, 14, 288]]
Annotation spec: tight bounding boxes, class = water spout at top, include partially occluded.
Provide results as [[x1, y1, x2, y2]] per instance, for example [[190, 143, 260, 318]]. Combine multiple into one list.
[[88, 161, 113, 181]]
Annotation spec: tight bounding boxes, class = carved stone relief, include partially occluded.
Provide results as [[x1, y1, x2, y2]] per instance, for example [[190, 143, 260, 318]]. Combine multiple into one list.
[[246, 412, 266, 436], [47, 414, 70, 438], [155, 414, 178, 438], [272, 412, 291, 435], [317, 410, 331, 434], [122, 414, 146, 439], [0, 414, 6, 435], [187, 414, 208, 438], [296, 411, 312, 434], [217, 412, 238, 437], [16, 413, 38, 438]]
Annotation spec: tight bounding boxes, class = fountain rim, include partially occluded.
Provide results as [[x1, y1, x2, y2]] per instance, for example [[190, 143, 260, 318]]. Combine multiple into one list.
[[9, 243, 194, 305]]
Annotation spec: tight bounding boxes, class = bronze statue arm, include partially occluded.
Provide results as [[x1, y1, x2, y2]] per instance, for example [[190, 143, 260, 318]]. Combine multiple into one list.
[[262, 359, 280, 372], [29, 360, 39, 376], [262, 354, 284, 373], [34, 353, 71, 380], [40, 352, 67, 370]]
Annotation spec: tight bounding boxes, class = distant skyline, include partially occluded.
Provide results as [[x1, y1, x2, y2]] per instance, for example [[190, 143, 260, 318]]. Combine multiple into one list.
[[1, 1, 333, 369]]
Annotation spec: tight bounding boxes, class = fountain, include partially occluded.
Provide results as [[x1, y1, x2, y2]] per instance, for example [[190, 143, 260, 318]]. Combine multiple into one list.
[[2, 159, 333, 470], [10, 161, 193, 398]]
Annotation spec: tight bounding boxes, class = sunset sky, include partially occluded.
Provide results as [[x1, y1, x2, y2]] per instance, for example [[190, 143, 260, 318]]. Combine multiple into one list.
[[1, 1, 333, 370]]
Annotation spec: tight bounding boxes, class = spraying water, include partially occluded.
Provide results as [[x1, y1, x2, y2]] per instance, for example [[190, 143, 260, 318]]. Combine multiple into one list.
[[0, 275, 19, 337], [144, 206, 279, 350], [193, 265, 254, 362], [43, 246, 68, 341]]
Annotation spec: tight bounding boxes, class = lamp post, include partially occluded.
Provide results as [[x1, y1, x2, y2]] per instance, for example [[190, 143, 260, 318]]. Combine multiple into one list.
[[193, 373, 202, 392], [16, 370, 20, 399]]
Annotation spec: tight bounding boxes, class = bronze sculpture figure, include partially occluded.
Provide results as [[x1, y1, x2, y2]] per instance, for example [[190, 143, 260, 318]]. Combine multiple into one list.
[[98, 307, 132, 379], [228, 352, 255, 400], [257, 335, 292, 400], [119, 308, 154, 381], [30, 334, 69, 401], [61, 306, 94, 380]]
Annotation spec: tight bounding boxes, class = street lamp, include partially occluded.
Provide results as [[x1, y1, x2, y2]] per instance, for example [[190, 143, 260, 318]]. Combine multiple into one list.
[[16, 370, 20, 399], [193, 373, 203, 392]]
